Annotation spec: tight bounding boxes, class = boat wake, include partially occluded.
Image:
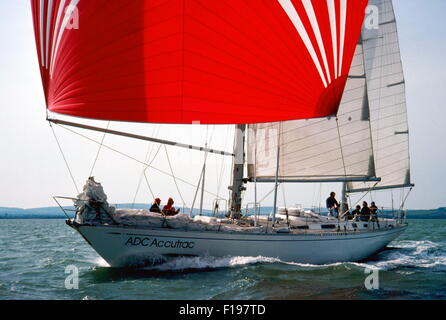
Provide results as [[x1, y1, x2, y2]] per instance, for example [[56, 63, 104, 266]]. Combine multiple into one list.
[[362, 240, 446, 271], [90, 240, 445, 273], [150, 255, 281, 271]]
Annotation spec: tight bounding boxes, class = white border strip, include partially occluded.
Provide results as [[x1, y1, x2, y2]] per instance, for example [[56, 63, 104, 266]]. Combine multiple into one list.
[[338, 0, 347, 77], [50, 0, 80, 77], [302, 0, 331, 84], [39, 0, 45, 67], [45, 0, 53, 68], [279, 0, 328, 88], [49, 0, 67, 75], [327, 0, 338, 79]]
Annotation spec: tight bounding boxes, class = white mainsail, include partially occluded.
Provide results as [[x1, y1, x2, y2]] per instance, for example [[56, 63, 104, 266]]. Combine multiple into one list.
[[247, 42, 376, 183], [348, 0, 413, 193]]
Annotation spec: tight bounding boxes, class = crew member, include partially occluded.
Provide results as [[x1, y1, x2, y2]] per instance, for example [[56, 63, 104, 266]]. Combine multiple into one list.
[[352, 205, 361, 221], [150, 198, 162, 214], [326, 192, 340, 217], [360, 201, 371, 222], [370, 201, 380, 227], [163, 197, 180, 216]]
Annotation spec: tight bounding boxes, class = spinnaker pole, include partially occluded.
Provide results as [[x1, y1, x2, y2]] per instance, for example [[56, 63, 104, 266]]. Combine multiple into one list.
[[48, 119, 234, 157]]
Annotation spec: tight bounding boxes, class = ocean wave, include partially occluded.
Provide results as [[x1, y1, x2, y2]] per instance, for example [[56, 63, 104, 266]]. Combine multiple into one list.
[[363, 240, 446, 271], [392, 240, 439, 251]]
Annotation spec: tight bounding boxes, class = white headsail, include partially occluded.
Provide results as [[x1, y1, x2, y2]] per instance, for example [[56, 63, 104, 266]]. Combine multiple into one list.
[[348, 0, 413, 193]]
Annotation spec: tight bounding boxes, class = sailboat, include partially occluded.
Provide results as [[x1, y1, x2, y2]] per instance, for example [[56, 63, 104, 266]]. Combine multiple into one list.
[[32, 0, 413, 267]]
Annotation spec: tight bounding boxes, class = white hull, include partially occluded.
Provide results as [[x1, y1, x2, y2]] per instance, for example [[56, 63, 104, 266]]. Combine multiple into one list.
[[70, 222, 406, 267]]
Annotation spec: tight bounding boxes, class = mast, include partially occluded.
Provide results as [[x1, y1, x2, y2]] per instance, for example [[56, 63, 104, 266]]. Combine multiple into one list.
[[229, 124, 246, 217]]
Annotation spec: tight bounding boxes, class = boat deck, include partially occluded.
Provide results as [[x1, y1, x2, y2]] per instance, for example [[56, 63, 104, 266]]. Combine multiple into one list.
[[77, 216, 403, 237]]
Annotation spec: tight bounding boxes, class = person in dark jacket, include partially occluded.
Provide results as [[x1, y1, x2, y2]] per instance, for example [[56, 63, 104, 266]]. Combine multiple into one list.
[[326, 192, 340, 217], [359, 201, 371, 221], [150, 198, 162, 214]]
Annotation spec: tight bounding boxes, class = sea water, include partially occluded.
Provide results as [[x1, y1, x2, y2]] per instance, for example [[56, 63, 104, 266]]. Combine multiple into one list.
[[0, 219, 445, 300]]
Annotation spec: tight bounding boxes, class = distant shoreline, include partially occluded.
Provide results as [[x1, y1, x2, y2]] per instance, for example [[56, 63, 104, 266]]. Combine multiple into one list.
[[1, 204, 445, 220]]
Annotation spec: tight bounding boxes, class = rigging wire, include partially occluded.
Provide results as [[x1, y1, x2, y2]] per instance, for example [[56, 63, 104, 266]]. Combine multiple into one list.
[[89, 121, 110, 177], [335, 117, 352, 213], [164, 144, 187, 207], [281, 182, 287, 208], [49, 123, 80, 194], [189, 164, 205, 216], [55, 123, 225, 200], [215, 126, 232, 198], [276, 123, 287, 209], [131, 143, 162, 208], [258, 183, 282, 204], [192, 125, 214, 215], [143, 170, 156, 200], [131, 125, 161, 207], [400, 187, 413, 210], [352, 182, 379, 207]]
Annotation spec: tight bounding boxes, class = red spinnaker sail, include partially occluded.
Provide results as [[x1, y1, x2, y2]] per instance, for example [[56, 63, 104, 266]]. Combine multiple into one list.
[[31, 0, 368, 124]]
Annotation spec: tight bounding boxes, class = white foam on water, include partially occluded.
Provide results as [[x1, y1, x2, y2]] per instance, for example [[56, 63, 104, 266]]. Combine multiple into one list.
[[150, 256, 365, 271], [82, 295, 102, 300], [151, 238, 446, 272], [152, 255, 280, 271], [362, 240, 446, 271], [92, 257, 110, 267], [278, 261, 347, 268], [392, 240, 438, 251]]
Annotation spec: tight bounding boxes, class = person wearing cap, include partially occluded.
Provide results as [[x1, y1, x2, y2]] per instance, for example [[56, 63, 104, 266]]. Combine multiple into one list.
[[162, 197, 180, 216], [150, 198, 162, 214]]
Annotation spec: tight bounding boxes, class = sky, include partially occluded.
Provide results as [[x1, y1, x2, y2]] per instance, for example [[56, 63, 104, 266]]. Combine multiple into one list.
[[0, 0, 445, 210]]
